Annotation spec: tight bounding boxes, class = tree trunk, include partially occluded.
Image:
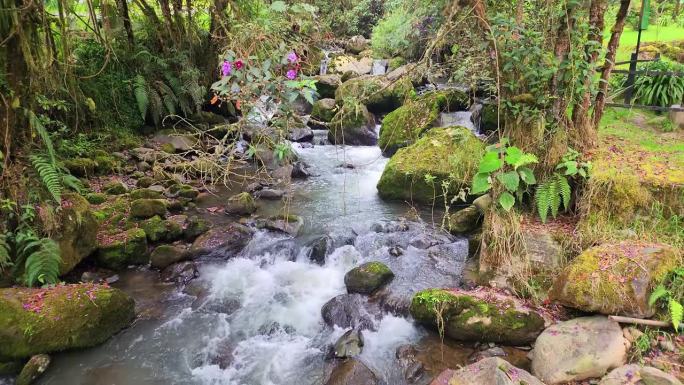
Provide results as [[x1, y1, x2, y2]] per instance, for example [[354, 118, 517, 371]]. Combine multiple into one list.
[[157, 0, 177, 43], [116, 0, 135, 47], [549, 5, 576, 125], [592, 0, 631, 128], [571, 0, 608, 151]]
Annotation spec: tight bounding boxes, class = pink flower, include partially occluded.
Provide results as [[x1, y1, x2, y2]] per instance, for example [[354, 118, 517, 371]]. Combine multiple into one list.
[[286, 69, 297, 80], [235, 60, 244, 70], [287, 51, 298, 63], [222, 61, 232, 76]]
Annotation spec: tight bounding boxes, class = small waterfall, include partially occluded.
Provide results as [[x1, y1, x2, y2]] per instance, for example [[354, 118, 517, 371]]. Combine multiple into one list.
[[320, 50, 331, 75], [438, 111, 483, 138], [371, 59, 388, 75]]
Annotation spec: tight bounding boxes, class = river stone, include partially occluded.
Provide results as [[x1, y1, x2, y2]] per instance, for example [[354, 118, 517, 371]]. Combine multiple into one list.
[[550, 242, 680, 317], [346, 35, 369, 54], [261, 215, 304, 236], [331, 56, 373, 76], [530, 316, 627, 384], [288, 126, 314, 143], [130, 199, 167, 219], [448, 205, 481, 234], [328, 103, 377, 146], [345, 262, 394, 294], [253, 188, 284, 200], [334, 329, 364, 358], [63, 158, 97, 177], [103, 180, 128, 195], [599, 364, 682, 385], [141, 215, 183, 242], [321, 294, 379, 331], [152, 133, 196, 152], [311, 98, 338, 127], [377, 127, 483, 205], [0, 284, 135, 360], [395, 345, 425, 384], [95, 228, 148, 270], [150, 245, 187, 269], [430, 357, 544, 385], [16, 354, 50, 385], [184, 215, 210, 241], [335, 75, 413, 113], [410, 288, 545, 345], [307, 235, 333, 265], [54, 194, 98, 275], [161, 261, 199, 285], [189, 224, 252, 259], [324, 358, 378, 385], [314, 76, 341, 99], [224, 193, 257, 216]]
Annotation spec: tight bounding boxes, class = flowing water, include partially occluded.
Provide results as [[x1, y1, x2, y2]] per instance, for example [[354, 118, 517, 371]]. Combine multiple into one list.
[[34, 140, 468, 385]]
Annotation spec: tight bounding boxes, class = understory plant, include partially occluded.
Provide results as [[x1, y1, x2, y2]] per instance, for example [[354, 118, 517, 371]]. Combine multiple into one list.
[[536, 149, 591, 222], [630, 61, 684, 107], [650, 267, 684, 331]]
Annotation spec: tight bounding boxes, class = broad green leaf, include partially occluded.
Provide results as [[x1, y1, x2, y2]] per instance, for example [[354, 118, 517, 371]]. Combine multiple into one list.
[[478, 151, 503, 173], [471, 172, 492, 194], [270, 1, 287, 12], [505, 146, 523, 166], [498, 192, 515, 211], [518, 167, 536, 185], [496, 171, 520, 192], [649, 285, 669, 306]]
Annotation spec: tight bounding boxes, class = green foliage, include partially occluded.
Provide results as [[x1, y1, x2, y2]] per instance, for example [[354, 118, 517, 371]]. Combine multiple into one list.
[[30, 155, 63, 204], [649, 267, 684, 330], [536, 149, 591, 222], [471, 140, 538, 211], [0, 233, 12, 273], [630, 61, 684, 107]]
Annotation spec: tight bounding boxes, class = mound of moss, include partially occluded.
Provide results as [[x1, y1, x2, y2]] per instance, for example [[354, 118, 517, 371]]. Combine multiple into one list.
[[54, 193, 99, 275], [379, 89, 470, 156], [410, 288, 545, 345], [377, 127, 483, 204], [344, 262, 394, 294], [335, 75, 414, 113], [328, 102, 378, 146], [550, 242, 681, 317], [95, 227, 148, 269], [0, 284, 134, 360]]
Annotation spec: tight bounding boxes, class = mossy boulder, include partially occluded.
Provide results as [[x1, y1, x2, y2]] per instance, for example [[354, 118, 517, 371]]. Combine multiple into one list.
[[0, 284, 134, 360], [63, 158, 97, 178], [150, 245, 186, 269], [377, 127, 483, 204], [130, 188, 163, 200], [95, 228, 148, 269], [344, 262, 394, 294], [141, 215, 183, 242], [311, 98, 337, 124], [85, 193, 107, 205], [410, 288, 545, 345], [314, 75, 341, 99], [448, 205, 482, 234], [379, 89, 471, 156], [550, 242, 681, 317], [92, 152, 119, 175], [170, 184, 199, 199], [54, 193, 99, 275], [184, 215, 210, 241], [335, 75, 414, 113], [103, 180, 128, 195], [224, 192, 257, 216], [16, 354, 50, 385], [136, 177, 154, 188], [328, 102, 377, 146], [130, 199, 167, 219]]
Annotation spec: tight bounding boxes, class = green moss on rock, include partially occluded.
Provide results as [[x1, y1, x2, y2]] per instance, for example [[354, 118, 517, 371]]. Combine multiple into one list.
[[130, 188, 163, 200], [130, 199, 167, 219], [85, 193, 107, 205], [95, 227, 148, 269], [54, 194, 99, 275], [410, 289, 545, 345], [377, 127, 484, 204], [103, 181, 128, 195], [63, 158, 97, 178], [311, 98, 337, 123], [328, 102, 377, 146], [0, 284, 134, 360], [141, 215, 183, 243], [344, 262, 394, 294], [335, 75, 414, 112]]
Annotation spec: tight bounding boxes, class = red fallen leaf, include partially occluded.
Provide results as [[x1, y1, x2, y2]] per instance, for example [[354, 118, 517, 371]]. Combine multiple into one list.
[[210, 94, 219, 105], [236, 100, 242, 110], [206, 206, 223, 213]]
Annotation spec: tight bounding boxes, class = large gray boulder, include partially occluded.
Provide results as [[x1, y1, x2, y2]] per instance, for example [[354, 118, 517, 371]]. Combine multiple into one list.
[[599, 364, 682, 385], [430, 357, 544, 385], [530, 316, 627, 384], [324, 358, 378, 385]]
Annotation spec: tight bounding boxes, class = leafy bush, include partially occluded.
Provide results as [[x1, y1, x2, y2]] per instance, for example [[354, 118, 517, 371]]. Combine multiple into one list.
[[536, 149, 591, 222], [650, 267, 684, 330], [630, 61, 684, 107]]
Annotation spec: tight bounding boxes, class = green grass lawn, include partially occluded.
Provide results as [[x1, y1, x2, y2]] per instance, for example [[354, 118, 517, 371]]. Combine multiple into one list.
[[606, 24, 684, 65]]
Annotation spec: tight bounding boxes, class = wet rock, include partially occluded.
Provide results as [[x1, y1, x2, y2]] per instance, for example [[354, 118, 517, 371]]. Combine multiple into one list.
[[345, 262, 394, 294], [130, 188, 164, 200], [261, 214, 304, 236], [468, 346, 506, 363], [184, 215, 211, 241], [530, 316, 626, 384], [370, 220, 409, 233], [0, 284, 135, 359], [141, 215, 183, 242], [161, 261, 199, 285], [95, 228, 148, 270], [346, 35, 369, 54], [396, 345, 425, 384], [54, 194, 99, 275], [224, 192, 257, 216], [16, 354, 50, 385], [328, 103, 378, 146], [410, 288, 544, 345], [311, 98, 338, 127], [334, 329, 364, 358], [321, 294, 379, 331], [550, 242, 680, 317], [258, 322, 296, 335], [331, 56, 373, 77], [599, 364, 682, 385], [430, 358, 543, 385], [254, 188, 285, 200], [189, 224, 252, 259], [152, 133, 196, 153], [130, 199, 167, 219], [103, 180, 128, 195], [307, 236, 333, 265], [291, 161, 310, 179], [388, 245, 403, 257], [170, 184, 199, 199], [314, 76, 341, 99], [131, 147, 163, 163], [85, 192, 107, 204], [150, 245, 187, 269], [288, 126, 314, 142], [324, 358, 378, 385], [448, 205, 481, 234], [335, 75, 413, 113]]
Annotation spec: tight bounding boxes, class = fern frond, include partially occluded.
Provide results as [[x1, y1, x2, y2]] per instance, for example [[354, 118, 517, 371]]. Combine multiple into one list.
[[558, 174, 571, 211], [536, 181, 550, 223], [30, 154, 62, 203], [133, 75, 149, 120], [24, 238, 61, 287], [155, 81, 178, 116], [0, 234, 13, 273], [61, 174, 83, 193], [649, 285, 670, 306], [669, 299, 683, 330], [148, 87, 163, 126], [27, 110, 56, 164], [549, 177, 560, 218]]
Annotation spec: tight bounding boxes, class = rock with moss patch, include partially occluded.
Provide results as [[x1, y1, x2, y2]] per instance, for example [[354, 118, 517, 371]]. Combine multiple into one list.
[[550, 242, 681, 317], [169, 184, 199, 199], [335, 75, 414, 113], [0, 284, 134, 360], [130, 188, 163, 200], [85, 193, 107, 205], [530, 316, 626, 384], [184, 216, 210, 240], [103, 181, 128, 195], [141, 216, 183, 242], [448, 205, 481, 234], [189, 224, 252, 259], [314, 75, 342, 99], [410, 288, 545, 345], [92, 154, 119, 175], [345, 262, 394, 294], [15, 354, 50, 385], [150, 245, 187, 269], [379, 89, 470, 156], [599, 364, 682, 385], [130, 199, 167, 219], [54, 194, 99, 275], [328, 103, 377, 146], [377, 127, 483, 205], [95, 228, 148, 269], [260, 214, 304, 236], [431, 357, 544, 385], [311, 98, 337, 126], [346, 35, 369, 54], [224, 193, 257, 216], [63, 158, 97, 178], [136, 177, 154, 188]]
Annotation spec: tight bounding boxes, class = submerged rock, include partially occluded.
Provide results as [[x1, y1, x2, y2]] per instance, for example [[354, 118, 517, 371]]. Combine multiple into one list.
[[395, 345, 425, 384], [529, 316, 626, 384], [324, 358, 378, 385], [333, 329, 364, 358], [344, 262, 394, 294], [377, 127, 483, 205], [599, 364, 682, 385], [161, 261, 199, 285], [410, 288, 544, 345], [0, 284, 135, 360], [550, 242, 680, 317], [321, 294, 380, 331], [307, 235, 333, 265], [16, 354, 50, 385], [328, 103, 377, 146], [430, 357, 543, 385], [54, 193, 99, 275]]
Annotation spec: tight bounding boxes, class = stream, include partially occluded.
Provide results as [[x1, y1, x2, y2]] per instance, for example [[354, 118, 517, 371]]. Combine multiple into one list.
[[34, 123, 474, 385]]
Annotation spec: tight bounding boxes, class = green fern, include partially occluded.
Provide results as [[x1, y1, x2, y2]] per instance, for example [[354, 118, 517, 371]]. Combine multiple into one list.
[[27, 110, 56, 164], [24, 238, 61, 287], [0, 233, 12, 272], [536, 173, 571, 223], [134, 74, 149, 120], [30, 154, 62, 203], [669, 299, 683, 330]]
